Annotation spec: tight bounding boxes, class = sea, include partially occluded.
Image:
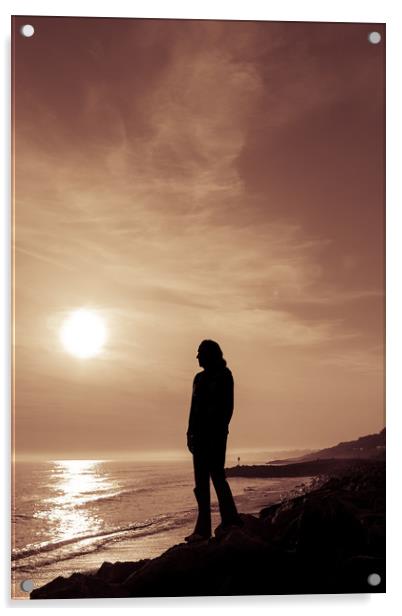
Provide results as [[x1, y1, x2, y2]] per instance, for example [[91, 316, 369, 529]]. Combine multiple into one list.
[[11, 454, 312, 599]]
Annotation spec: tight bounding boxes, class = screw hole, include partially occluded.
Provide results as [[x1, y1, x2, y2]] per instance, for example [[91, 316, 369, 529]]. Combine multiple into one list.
[[20, 579, 34, 592], [367, 573, 381, 587], [20, 24, 35, 38], [368, 31, 381, 45]]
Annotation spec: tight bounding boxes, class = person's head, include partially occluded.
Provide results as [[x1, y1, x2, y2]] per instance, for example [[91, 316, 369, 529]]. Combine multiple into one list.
[[196, 339, 227, 370]]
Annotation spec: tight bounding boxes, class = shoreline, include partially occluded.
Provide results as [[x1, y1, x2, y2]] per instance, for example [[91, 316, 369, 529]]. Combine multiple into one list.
[[27, 459, 385, 598], [225, 456, 383, 478], [13, 475, 309, 599]]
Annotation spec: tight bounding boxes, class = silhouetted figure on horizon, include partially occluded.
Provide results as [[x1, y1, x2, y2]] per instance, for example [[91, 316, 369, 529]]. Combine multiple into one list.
[[185, 339, 243, 543]]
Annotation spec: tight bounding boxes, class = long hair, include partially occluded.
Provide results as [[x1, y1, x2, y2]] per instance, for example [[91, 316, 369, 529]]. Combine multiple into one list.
[[198, 339, 227, 369]]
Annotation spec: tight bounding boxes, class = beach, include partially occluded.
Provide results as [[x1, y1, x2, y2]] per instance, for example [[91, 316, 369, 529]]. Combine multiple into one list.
[[12, 456, 311, 599], [26, 459, 386, 598]]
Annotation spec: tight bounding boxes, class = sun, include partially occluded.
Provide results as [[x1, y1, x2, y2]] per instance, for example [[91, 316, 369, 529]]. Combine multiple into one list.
[[60, 309, 107, 358]]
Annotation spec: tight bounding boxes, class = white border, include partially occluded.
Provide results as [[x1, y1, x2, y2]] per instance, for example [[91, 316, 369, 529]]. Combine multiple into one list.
[[2, 1, 401, 613]]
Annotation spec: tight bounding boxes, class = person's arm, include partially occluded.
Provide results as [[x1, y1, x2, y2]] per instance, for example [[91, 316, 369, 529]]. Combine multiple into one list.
[[186, 374, 199, 452], [223, 370, 234, 426]]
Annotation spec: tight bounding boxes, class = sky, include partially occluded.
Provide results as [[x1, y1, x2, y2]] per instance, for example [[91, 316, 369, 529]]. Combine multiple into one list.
[[12, 17, 385, 460]]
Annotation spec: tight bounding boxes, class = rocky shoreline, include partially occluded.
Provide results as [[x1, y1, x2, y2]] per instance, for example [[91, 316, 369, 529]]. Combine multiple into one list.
[[225, 457, 380, 478], [30, 460, 385, 598]]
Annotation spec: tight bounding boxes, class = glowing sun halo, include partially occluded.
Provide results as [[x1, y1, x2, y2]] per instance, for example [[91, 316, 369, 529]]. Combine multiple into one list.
[[60, 309, 107, 358]]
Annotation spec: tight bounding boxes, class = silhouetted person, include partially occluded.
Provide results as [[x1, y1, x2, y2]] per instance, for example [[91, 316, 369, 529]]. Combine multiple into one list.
[[185, 339, 242, 543]]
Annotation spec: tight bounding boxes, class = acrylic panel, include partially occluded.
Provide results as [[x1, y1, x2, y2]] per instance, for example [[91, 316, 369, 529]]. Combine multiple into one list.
[[11, 16, 385, 599]]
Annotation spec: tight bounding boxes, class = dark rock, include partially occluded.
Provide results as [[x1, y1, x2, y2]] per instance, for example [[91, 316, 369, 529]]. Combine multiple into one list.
[[95, 559, 150, 583], [30, 572, 130, 599], [294, 494, 368, 557], [259, 501, 282, 520], [214, 513, 268, 542]]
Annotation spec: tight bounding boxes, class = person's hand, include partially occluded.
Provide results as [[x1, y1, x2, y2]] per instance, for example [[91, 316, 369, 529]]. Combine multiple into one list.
[[187, 433, 195, 454]]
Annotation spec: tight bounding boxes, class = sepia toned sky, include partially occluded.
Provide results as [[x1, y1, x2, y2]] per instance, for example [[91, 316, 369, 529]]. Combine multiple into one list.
[[12, 17, 385, 460]]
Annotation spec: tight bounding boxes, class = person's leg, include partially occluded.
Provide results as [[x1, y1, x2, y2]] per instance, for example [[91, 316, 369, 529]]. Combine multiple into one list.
[[191, 447, 212, 537], [210, 434, 242, 527]]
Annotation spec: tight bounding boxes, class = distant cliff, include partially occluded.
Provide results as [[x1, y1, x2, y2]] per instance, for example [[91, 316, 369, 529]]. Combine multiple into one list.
[[268, 428, 386, 465], [226, 429, 385, 479]]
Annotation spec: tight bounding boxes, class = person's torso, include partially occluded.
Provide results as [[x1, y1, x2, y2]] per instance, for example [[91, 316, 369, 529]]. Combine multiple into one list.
[[191, 367, 232, 436]]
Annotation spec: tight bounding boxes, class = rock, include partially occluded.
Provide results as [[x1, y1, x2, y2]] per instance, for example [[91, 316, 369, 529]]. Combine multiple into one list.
[[96, 559, 150, 583], [294, 493, 368, 557], [214, 513, 268, 541], [30, 572, 130, 599]]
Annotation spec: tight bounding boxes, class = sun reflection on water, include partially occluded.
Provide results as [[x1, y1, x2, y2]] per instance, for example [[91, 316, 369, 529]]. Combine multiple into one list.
[[33, 460, 116, 542]]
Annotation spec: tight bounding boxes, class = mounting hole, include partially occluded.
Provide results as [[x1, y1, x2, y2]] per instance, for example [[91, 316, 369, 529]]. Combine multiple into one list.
[[367, 573, 381, 587], [368, 31, 381, 45], [20, 24, 35, 38], [20, 579, 34, 593]]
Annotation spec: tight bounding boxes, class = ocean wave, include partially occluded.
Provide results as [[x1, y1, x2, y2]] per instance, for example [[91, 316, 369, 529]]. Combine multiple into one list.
[[12, 519, 156, 562], [38, 479, 193, 509], [12, 513, 33, 520], [11, 507, 196, 572]]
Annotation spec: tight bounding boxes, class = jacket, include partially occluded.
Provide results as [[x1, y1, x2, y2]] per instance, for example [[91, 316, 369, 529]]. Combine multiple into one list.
[[186, 365, 234, 441]]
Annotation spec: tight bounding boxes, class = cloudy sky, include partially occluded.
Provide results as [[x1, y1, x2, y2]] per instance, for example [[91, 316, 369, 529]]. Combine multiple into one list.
[[12, 17, 385, 460]]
